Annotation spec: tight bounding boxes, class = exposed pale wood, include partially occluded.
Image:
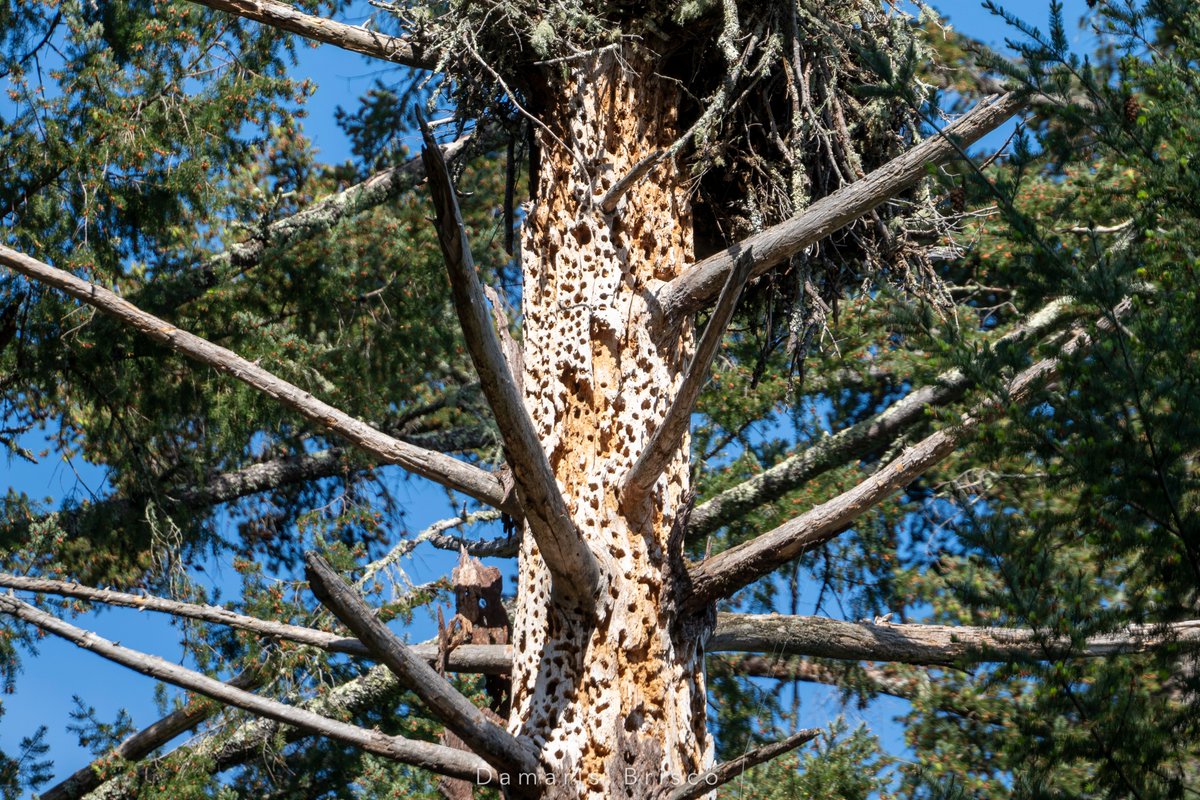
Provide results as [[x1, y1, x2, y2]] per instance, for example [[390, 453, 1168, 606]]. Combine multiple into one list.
[[688, 297, 1074, 536], [420, 120, 603, 607], [189, 0, 432, 68], [483, 284, 524, 396], [659, 93, 1025, 320], [0, 595, 494, 783], [621, 252, 753, 507], [304, 553, 542, 780], [666, 728, 820, 800], [598, 148, 664, 213], [686, 299, 1133, 608], [0, 244, 513, 512]]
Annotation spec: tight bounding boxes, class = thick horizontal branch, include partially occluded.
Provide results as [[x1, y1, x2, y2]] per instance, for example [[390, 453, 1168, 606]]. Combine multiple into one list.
[[420, 122, 602, 606], [710, 612, 1200, 666], [659, 93, 1025, 320], [305, 553, 542, 779], [666, 728, 820, 800], [15, 572, 1189, 675], [0, 594, 494, 783], [685, 300, 1131, 609], [37, 670, 264, 800], [189, 0, 433, 68], [0, 244, 513, 512], [622, 252, 754, 507], [687, 297, 1074, 537]]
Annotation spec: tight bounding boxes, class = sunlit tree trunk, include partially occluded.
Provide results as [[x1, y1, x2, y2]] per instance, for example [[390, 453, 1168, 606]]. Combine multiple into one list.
[[509, 50, 713, 798]]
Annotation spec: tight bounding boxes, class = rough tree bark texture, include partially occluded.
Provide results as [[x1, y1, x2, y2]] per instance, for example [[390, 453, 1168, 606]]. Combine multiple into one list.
[[510, 50, 710, 797]]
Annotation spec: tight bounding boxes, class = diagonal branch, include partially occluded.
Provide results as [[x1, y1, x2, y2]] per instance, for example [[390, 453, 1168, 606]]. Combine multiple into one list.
[[189, 0, 433, 68], [0, 594, 494, 783], [666, 729, 821, 800], [37, 670, 265, 800], [10, 424, 496, 566], [78, 664, 404, 800], [0, 244, 513, 512], [621, 251, 754, 508], [687, 297, 1075, 537], [419, 120, 603, 607], [152, 131, 477, 307], [304, 553, 542, 779], [658, 93, 1025, 320], [685, 299, 1132, 609], [0, 572, 512, 673]]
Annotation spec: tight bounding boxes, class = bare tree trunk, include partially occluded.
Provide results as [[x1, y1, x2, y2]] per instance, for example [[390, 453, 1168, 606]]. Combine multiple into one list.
[[510, 50, 711, 798]]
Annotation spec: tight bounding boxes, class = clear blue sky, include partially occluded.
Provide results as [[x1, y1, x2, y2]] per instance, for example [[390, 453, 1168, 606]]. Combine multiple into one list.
[[1, 0, 1094, 793]]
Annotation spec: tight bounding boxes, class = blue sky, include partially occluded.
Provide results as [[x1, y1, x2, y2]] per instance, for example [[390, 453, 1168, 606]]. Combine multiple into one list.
[[1, 0, 1095, 793]]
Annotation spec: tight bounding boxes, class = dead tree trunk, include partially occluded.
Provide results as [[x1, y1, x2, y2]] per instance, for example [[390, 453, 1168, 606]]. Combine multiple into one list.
[[510, 51, 712, 798]]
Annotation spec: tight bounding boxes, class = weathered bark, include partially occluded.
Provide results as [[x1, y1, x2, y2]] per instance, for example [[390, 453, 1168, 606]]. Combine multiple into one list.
[[0, 595, 493, 783], [305, 554, 541, 780], [438, 551, 514, 800], [510, 49, 710, 797], [187, 0, 433, 68], [0, 244, 513, 512]]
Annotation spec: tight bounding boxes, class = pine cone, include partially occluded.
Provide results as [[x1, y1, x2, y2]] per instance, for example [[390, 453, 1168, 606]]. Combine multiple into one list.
[[1124, 95, 1141, 124], [949, 186, 966, 213]]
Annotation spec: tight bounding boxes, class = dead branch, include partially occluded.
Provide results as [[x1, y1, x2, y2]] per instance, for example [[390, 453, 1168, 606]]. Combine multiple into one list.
[[0, 244, 514, 513], [189, 0, 433, 68], [36, 670, 264, 800], [711, 612, 1200, 666], [598, 149, 663, 213], [0, 572, 512, 672], [304, 553, 542, 780], [0, 594, 494, 783], [160, 130, 477, 305], [419, 118, 603, 607], [658, 93, 1025, 320], [666, 728, 820, 800], [82, 663, 404, 800], [685, 299, 1132, 609], [621, 252, 754, 508], [687, 296, 1075, 537], [14, 572, 1189, 677]]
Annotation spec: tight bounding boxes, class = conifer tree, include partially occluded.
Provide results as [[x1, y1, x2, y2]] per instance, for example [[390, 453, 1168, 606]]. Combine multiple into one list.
[[1, 1, 1198, 798]]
